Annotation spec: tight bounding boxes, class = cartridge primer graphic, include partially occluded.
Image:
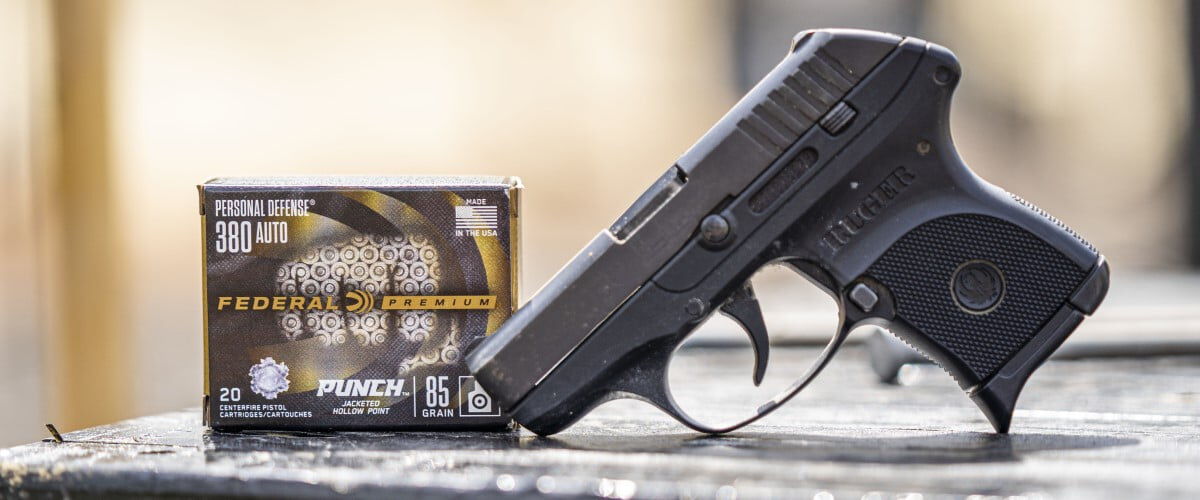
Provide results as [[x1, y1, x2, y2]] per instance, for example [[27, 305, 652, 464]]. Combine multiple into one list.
[[200, 176, 519, 430]]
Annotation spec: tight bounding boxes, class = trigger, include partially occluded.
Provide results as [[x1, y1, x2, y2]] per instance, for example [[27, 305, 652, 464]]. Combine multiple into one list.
[[719, 280, 771, 386]]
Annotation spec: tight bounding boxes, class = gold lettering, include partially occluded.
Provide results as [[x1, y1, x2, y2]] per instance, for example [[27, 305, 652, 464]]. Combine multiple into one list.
[[220, 296, 356, 311], [378, 295, 498, 310]]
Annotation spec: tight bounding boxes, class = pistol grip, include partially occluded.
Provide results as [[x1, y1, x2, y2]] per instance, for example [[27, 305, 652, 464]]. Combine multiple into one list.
[[857, 212, 1109, 432]]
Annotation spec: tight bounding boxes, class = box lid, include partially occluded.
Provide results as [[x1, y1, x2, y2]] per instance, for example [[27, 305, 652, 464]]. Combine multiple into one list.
[[202, 175, 520, 189]]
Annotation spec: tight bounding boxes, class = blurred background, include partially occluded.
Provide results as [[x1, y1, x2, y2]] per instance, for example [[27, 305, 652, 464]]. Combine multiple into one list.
[[0, 0, 1195, 446]]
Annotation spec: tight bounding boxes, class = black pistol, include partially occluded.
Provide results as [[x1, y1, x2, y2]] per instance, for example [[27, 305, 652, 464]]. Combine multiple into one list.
[[467, 29, 1110, 435]]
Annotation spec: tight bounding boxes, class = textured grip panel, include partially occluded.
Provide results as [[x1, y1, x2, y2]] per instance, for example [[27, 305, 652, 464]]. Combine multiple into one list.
[[867, 214, 1088, 381]]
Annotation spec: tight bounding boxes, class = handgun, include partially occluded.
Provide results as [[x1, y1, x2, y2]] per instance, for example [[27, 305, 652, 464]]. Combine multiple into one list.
[[467, 28, 1110, 435]]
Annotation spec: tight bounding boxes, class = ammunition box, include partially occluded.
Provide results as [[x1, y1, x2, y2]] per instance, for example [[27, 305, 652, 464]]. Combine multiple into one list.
[[199, 175, 519, 430]]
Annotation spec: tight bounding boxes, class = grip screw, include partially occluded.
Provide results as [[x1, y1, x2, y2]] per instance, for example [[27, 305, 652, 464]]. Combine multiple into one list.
[[700, 215, 731, 245], [685, 298, 707, 318]]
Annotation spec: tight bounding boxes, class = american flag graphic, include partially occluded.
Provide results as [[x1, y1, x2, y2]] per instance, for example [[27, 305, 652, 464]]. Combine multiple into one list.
[[455, 205, 498, 230]]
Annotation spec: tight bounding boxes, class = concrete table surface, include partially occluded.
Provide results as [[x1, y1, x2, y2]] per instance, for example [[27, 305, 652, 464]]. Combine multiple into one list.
[[2, 346, 1198, 499]]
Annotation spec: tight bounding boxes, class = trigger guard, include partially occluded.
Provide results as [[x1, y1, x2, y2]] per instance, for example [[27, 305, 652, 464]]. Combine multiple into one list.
[[604, 277, 860, 434], [654, 315, 856, 434]]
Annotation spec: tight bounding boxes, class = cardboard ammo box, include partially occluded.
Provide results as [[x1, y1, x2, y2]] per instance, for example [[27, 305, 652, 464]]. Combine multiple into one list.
[[199, 175, 520, 431]]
